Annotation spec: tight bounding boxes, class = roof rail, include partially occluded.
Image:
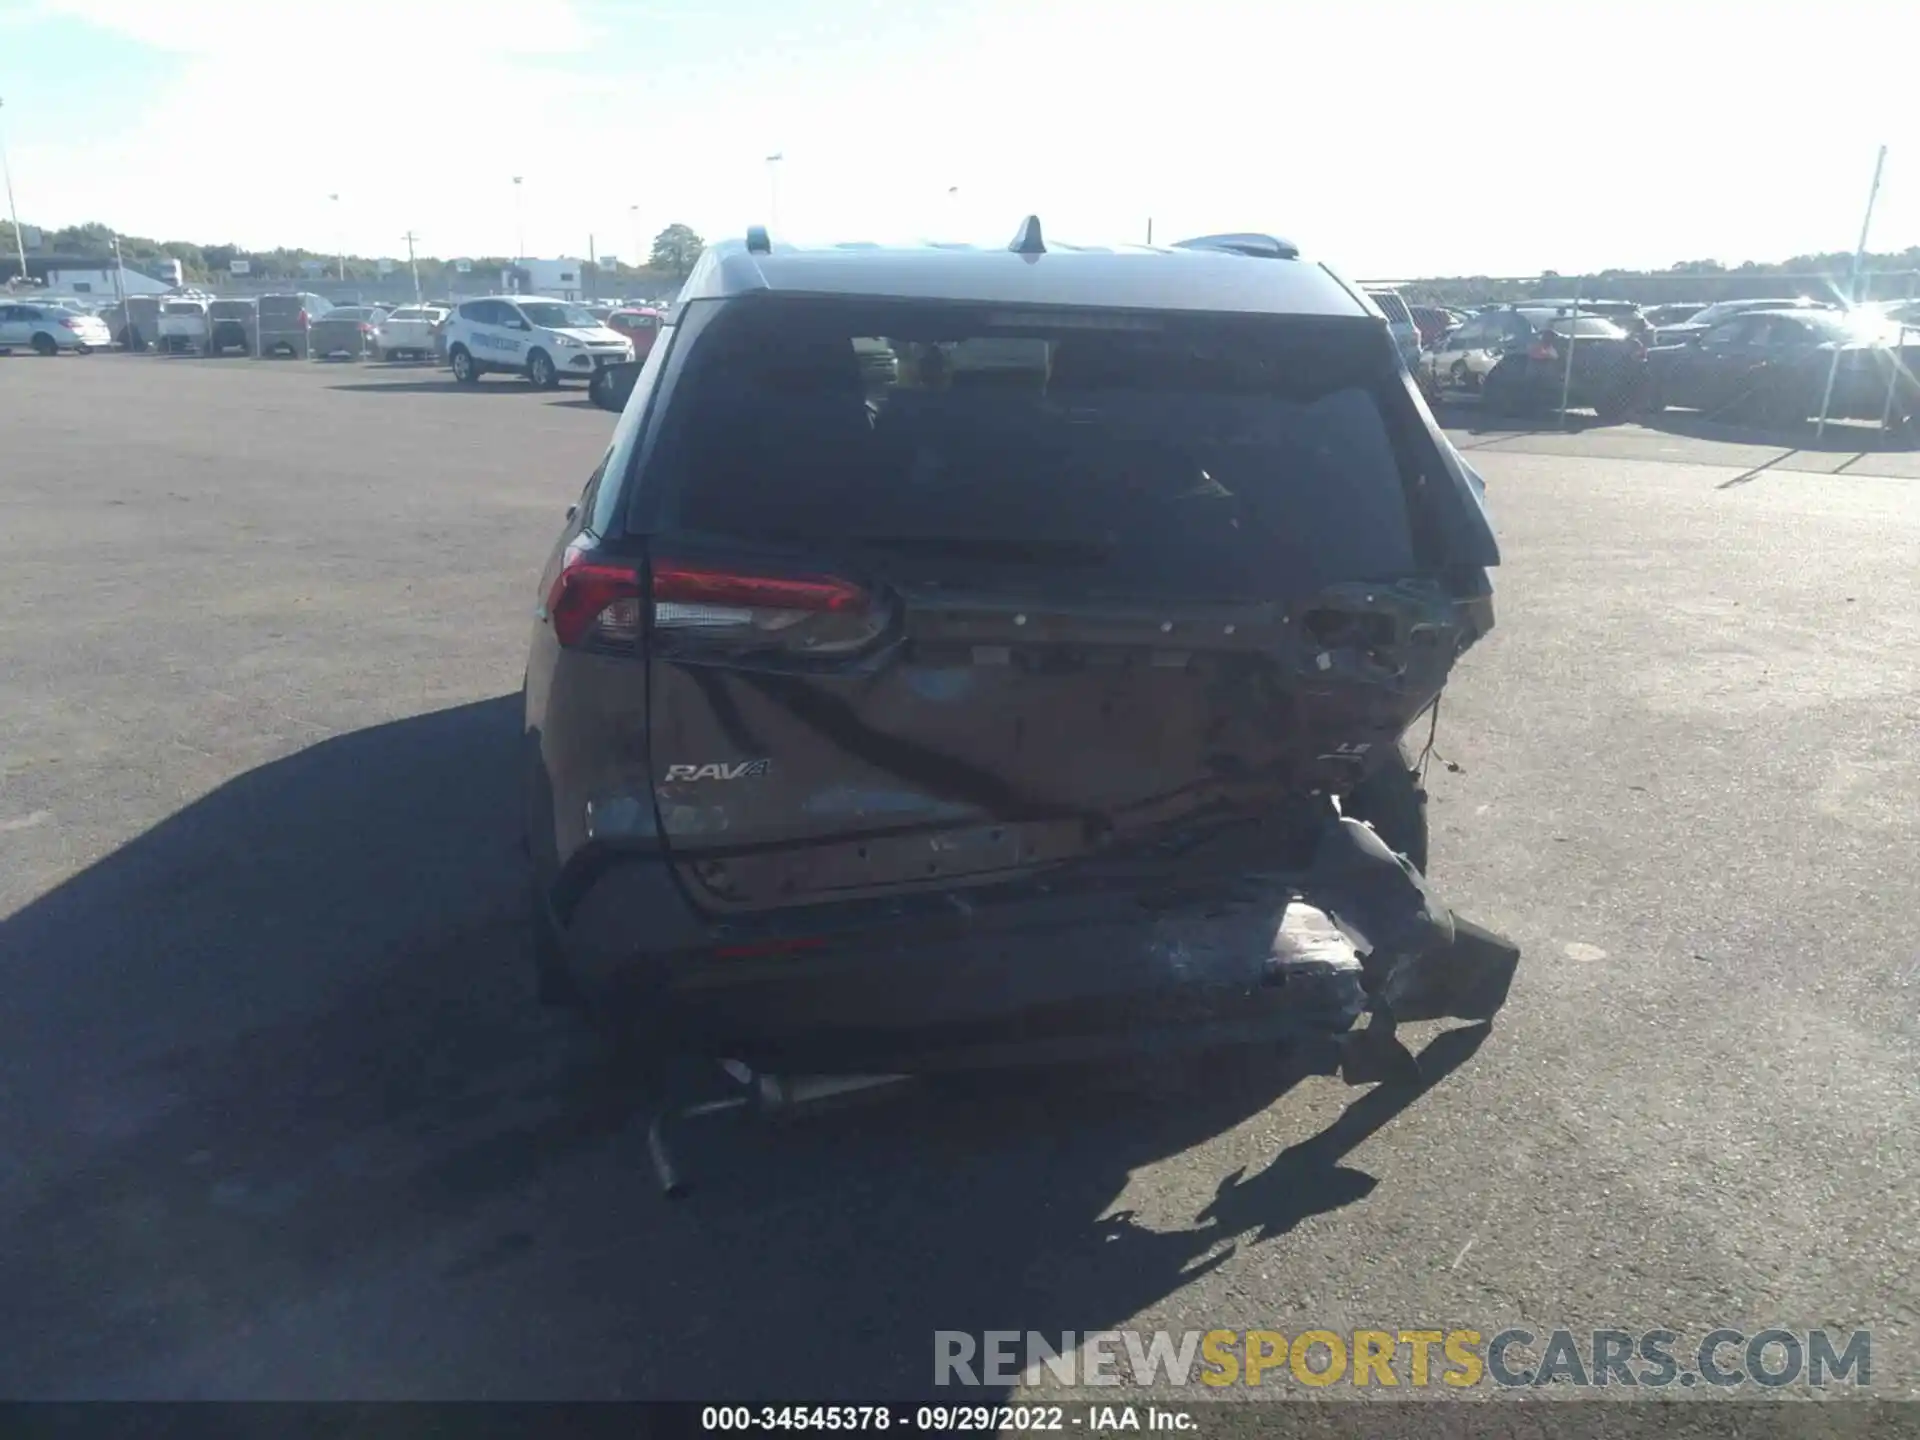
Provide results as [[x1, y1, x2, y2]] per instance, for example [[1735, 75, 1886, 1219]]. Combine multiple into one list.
[[1009, 215, 1046, 256], [1171, 232, 1300, 260], [745, 225, 772, 255]]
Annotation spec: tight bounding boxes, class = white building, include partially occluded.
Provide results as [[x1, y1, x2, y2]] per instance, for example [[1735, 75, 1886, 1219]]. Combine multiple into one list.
[[512, 257, 588, 300], [42, 263, 173, 298]]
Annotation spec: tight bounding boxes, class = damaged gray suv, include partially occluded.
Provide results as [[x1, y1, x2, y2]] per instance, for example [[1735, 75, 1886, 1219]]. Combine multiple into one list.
[[523, 220, 1515, 1084]]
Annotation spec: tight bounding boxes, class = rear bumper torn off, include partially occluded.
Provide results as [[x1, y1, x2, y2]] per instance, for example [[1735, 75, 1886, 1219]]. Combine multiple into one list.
[[602, 814, 1519, 1082]]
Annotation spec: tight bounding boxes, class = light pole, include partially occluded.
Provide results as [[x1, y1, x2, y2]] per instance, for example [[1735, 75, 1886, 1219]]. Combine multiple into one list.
[[765, 153, 783, 230], [1817, 144, 1890, 439], [0, 97, 29, 284], [402, 230, 421, 303], [629, 203, 640, 272], [329, 192, 343, 280], [512, 176, 525, 261]]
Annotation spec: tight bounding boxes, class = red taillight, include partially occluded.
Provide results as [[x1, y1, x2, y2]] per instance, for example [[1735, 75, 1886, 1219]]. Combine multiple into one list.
[[359, 322, 373, 334], [651, 560, 884, 656], [300, 311, 313, 328], [547, 547, 643, 648], [1527, 336, 1558, 361], [59, 317, 81, 330], [652, 562, 867, 614]]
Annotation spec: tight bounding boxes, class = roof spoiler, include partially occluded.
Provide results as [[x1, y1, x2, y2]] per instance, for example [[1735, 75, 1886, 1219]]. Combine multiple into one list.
[[1171, 232, 1300, 260]]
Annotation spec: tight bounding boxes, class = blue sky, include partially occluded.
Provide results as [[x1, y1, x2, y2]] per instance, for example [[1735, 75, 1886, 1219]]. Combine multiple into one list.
[[2, 0, 1915, 277]]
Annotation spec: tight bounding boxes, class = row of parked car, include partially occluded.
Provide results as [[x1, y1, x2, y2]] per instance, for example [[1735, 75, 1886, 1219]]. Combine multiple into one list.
[[2, 290, 672, 371], [1364, 288, 1920, 435]]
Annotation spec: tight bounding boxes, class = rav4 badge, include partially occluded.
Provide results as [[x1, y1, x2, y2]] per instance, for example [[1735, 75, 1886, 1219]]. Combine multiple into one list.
[[663, 760, 772, 782]]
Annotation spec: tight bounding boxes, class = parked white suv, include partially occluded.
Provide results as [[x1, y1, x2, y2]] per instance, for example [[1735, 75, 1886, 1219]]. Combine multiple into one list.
[[156, 295, 214, 354], [442, 296, 633, 387]]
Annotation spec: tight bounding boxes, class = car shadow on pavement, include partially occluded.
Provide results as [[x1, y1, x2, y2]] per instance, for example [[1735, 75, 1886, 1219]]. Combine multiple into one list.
[[1429, 400, 1609, 439], [0, 695, 1495, 1399], [325, 380, 554, 396], [1635, 407, 1914, 453]]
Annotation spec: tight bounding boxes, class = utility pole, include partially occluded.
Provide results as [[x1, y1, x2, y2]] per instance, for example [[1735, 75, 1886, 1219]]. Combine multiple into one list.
[[512, 176, 525, 260], [0, 97, 28, 284], [329, 192, 343, 281], [630, 203, 640, 273], [588, 233, 596, 301], [402, 230, 421, 302], [766, 153, 783, 230]]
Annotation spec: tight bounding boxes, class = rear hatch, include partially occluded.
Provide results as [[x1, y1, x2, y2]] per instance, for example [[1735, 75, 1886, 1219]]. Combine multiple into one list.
[[1527, 315, 1643, 386], [208, 300, 253, 336], [310, 309, 372, 350], [380, 306, 433, 341], [258, 295, 324, 334], [157, 301, 208, 336], [624, 296, 1496, 916]]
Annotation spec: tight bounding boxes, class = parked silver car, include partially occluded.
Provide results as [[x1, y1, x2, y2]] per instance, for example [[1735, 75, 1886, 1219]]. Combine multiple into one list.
[[0, 300, 113, 354]]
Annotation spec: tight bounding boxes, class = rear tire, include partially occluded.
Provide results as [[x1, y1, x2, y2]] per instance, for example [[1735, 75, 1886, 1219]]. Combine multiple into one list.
[[1593, 375, 1640, 424], [31, 332, 58, 357], [1481, 364, 1521, 417], [450, 344, 479, 383], [530, 872, 579, 1008], [1764, 378, 1807, 431], [1343, 743, 1431, 874]]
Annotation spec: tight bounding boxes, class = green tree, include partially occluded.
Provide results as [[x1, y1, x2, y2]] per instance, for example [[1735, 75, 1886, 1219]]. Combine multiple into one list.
[[649, 223, 704, 279]]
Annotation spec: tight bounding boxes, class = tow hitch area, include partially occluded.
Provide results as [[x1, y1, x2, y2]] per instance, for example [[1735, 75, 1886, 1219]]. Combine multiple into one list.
[[637, 814, 1519, 1199]]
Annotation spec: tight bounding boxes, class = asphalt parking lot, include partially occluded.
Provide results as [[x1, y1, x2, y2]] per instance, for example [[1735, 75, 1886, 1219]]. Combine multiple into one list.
[[2, 353, 1917, 1402]]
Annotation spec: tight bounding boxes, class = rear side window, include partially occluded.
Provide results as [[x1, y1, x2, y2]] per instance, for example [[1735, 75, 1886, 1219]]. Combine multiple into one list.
[[646, 299, 1420, 597]]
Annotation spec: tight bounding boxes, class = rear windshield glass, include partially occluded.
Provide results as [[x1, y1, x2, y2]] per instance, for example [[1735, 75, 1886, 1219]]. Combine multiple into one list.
[[1545, 317, 1630, 338], [162, 303, 204, 315], [648, 299, 1419, 597]]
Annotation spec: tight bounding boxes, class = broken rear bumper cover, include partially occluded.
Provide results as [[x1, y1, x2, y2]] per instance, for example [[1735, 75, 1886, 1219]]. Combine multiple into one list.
[[559, 814, 1520, 1082]]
